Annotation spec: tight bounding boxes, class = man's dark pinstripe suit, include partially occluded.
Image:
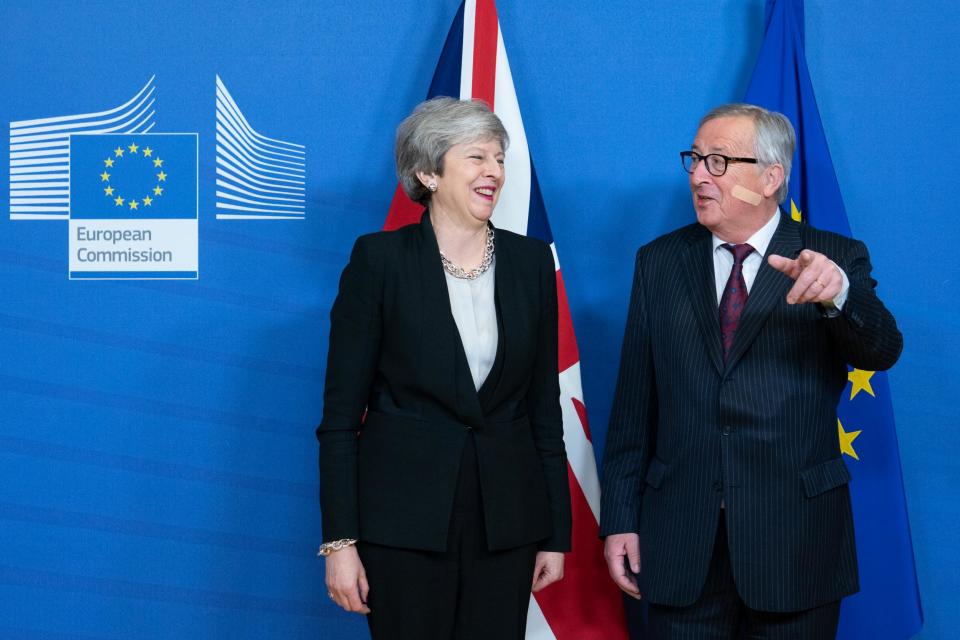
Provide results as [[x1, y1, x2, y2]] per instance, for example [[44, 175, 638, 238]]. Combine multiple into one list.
[[599, 213, 902, 613]]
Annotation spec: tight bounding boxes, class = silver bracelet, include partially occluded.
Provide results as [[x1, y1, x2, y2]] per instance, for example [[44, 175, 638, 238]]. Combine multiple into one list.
[[317, 538, 357, 557]]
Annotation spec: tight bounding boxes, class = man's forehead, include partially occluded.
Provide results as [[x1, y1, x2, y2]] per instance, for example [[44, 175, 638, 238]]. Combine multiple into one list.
[[693, 116, 755, 151]]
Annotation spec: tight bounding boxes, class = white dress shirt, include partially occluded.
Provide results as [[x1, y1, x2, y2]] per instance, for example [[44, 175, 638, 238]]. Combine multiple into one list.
[[711, 211, 849, 310], [444, 259, 498, 390]]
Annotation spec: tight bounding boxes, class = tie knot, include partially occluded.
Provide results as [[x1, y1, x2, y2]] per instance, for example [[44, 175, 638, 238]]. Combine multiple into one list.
[[723, 243, 755, 265]]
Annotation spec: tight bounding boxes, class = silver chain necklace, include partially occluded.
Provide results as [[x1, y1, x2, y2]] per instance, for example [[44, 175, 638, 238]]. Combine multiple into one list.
[[439, 226, 495, 280]]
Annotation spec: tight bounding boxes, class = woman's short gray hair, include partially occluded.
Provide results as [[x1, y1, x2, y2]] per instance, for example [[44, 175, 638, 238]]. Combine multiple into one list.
[[700, 103, 796, 204], [396, 97, 509, 205]]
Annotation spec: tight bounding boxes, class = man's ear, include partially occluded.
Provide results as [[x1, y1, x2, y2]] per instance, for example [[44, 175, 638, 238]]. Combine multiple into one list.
[[762, 164, 784, 199]]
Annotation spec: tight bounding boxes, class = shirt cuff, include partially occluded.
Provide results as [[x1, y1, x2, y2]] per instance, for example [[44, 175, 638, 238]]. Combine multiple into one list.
[[820, 261, 849, 315]]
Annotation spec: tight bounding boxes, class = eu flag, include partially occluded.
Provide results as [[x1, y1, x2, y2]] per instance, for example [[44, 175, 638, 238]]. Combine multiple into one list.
[[70, 134, 197, 220], [744, 1, 923, 638]]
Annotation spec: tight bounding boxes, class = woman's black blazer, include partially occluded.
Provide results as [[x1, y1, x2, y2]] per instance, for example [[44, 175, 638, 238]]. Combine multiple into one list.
[[317, 212, 571, 553]]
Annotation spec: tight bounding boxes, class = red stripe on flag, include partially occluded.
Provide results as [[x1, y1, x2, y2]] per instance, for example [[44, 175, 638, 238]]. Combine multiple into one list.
[[533, 463, 629, 639], [383, 183, 425, 231], [571, 397, 592, 441], [556, 271, 580, 372], [471, 0, 498, 107]]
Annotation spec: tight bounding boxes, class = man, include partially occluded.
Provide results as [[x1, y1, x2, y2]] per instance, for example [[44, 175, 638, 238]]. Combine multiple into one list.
[[600, 103, 902, 638]]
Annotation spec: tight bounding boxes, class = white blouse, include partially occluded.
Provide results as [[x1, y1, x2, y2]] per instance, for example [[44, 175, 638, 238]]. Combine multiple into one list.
[[444, 259, 498, 390]]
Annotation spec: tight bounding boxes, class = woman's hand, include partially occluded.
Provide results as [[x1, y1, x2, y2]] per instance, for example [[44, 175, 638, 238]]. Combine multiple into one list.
[[531, 551, 565, 592], [324, 545, 371, 614]]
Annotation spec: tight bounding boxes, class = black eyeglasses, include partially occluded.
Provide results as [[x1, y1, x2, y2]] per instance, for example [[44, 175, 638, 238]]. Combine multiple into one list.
[[680, 151, 758, 177]]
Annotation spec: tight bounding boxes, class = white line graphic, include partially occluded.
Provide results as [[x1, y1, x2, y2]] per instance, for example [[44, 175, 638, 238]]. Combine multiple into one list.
[[215, 75, 306, 220], [8, 77, 158, 220]]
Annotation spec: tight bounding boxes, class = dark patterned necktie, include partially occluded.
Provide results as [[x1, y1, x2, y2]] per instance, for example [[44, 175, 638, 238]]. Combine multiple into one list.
[[719, 243, 755, 361]]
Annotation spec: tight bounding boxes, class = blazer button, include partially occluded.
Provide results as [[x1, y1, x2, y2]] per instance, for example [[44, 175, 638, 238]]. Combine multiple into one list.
[[721, 425, 731, 435]]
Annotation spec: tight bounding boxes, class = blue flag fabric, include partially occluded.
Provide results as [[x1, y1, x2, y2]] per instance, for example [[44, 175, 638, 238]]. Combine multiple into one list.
[[744, 1, 923, 638]]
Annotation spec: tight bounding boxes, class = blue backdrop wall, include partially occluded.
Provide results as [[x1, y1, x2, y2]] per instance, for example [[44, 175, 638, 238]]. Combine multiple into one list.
[[1, 1, 956, 638]]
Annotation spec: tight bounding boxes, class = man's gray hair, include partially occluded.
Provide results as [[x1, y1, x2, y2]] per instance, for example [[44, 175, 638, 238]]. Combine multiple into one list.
[[396, 97, 509, 205], [700, 103, 796, 204]]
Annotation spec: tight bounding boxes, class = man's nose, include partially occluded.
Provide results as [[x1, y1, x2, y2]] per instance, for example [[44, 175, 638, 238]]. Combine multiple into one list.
[[690, 158, 713, 183]]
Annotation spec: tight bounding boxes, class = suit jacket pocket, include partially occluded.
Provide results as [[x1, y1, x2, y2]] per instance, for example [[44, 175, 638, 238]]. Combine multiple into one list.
[[643, 456, 668, 491], [800, 457, 851, 498]]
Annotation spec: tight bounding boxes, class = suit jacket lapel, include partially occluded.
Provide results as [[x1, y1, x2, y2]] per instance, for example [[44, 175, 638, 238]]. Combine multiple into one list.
[[418, 212, 487, 428], [724, 214, 801, 371], [680, 224, 725, 376], [477, 229, 511, 411]]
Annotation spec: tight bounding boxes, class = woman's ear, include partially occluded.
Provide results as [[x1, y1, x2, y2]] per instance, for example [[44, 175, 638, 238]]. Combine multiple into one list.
[[417, 171, 439, 191]]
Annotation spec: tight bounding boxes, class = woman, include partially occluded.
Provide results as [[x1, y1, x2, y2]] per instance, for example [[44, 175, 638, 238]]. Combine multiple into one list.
[[316, 97, 571, 639]]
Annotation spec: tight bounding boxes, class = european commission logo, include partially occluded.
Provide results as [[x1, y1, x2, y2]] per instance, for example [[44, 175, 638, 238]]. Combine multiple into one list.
[[69, 133, 198, 280], [8, 74, 306, 280]]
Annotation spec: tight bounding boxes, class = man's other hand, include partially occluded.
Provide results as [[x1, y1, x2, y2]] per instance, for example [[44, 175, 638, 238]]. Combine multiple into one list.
[[603, 533, 642, 599]]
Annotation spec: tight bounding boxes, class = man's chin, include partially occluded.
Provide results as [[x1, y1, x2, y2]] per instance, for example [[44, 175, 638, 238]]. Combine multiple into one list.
[[695, 206, 718, 226]]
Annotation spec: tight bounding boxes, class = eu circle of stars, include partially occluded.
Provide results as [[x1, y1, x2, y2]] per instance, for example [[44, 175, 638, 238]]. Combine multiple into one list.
[[99, 140, 168, 212]]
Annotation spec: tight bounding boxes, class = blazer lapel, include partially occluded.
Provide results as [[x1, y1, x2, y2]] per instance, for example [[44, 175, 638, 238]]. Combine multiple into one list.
[[477, 228, 511, 410], [724, 214, 801, 371], [680, 224, 725, 376], [418, 212, 487, 428]]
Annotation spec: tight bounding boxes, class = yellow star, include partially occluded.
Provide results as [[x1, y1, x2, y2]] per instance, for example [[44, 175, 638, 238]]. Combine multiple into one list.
[[114, 196, 124, 206], [128, 199, 139, 210], [104, 158, 114, 167], [153, 185, 163, 196], [153, 158, 163, 167], [104, 186, 114, 196], [142, 196, 153, 206], [114, 146, 124, 157], [848, 369, 876, 400], [157, 171, 167, 182], [790, 199, 803, 222], [100, 171, 110, 182], [128, 142, 139, 154], [142, 147, 153, 157], [838, 419, 862, 460]]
